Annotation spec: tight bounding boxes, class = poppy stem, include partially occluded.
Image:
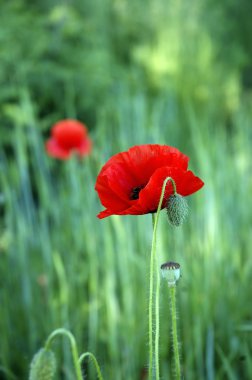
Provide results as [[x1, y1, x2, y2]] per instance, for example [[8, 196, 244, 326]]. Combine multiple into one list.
[[169, 285, 181, 379], [148, 177, 176, 380], [155, 229, 161, 380], [79, 352, 104, 380], [44, 328, 83, 380]]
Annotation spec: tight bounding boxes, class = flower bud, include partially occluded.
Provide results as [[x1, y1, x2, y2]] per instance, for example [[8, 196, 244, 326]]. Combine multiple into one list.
[[29, 348, 56, 380], [161, 261, 181, 286], [166, 194, 188, 226]]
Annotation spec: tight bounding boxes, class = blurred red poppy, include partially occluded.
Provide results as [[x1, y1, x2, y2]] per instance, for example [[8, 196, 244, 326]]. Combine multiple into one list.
[[95, 145, 204, 219], [45, 119, 92, 159]]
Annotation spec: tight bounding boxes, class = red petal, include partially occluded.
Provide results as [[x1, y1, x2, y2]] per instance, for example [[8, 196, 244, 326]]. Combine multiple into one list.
[[52, 120, 87, 150], [135, 166, 204, 213], [97, 205, 143, 219], [126, 145, 189, 175], [100, 145, 189, 185], [106, 164, 138, 200], [45, 138, 71, 159], [97, 209, 117, 219], [95, 173, 131, 211], [77, 137, 92, 156]]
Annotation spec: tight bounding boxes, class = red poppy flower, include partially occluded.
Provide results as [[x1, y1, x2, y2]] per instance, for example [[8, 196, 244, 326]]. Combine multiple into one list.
[[45, 119, 92, 159], [95, 144, 204, 219]]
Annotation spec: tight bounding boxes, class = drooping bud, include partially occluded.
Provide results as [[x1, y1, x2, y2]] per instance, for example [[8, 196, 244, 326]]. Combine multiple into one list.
[[161, 261, 181, 287], [166, 194, 188, 226], [29, 348, 56, 380]]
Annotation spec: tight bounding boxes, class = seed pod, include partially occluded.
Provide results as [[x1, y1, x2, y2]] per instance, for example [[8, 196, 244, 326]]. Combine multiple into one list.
[[166, 194, 188, 226], [29, 348, 56, 380], [161, 261, 181, 287]]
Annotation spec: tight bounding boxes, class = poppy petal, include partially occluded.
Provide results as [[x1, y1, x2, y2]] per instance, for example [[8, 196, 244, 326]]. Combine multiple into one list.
[[125, 145, 189, 181], [46, 138, 71, 160], [97, 208, 117, 219], [77, 137, 92, 157], [97, 204, 143, 219], [95, 174, 131, 211], [100, 145, 189, 183], [52, 119, 87, 150], [106, 164, 140, 200], [135, 166, 204, 213]]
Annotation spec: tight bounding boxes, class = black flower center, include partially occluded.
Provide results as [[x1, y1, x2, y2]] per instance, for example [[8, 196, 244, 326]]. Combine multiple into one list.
[[130, 185, 144, 200]]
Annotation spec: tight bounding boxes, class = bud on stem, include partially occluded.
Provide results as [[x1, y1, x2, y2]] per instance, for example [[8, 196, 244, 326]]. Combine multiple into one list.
[[166, 194, 188, 227], [29, 348, 56, 380]]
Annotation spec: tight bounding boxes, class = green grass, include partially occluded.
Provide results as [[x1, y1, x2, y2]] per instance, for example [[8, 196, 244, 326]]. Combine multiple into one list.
[[1, 0, 252, 379]]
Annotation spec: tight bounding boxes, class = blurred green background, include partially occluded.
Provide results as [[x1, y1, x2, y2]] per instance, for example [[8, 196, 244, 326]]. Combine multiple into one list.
[[1, 0, 252, 379]]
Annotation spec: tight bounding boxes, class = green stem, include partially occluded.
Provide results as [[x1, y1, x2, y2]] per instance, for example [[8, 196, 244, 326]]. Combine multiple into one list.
[[79, 352, 104, 380], [169, 286, 181, 380], [148, 214, 155, 380], [45, 328, 83, 380], [155, 250, 161, 380], [149, 177, 177, 380]]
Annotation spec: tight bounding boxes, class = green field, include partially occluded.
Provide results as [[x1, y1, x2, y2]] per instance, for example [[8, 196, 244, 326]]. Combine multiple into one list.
[[1, 1, 252, 379]]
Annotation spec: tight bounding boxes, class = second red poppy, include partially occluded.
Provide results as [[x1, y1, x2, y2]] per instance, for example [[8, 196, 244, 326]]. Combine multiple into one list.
[[46, 119, 92, 160]]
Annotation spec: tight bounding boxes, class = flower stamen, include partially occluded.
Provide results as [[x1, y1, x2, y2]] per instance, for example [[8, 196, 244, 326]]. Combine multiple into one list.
[[130, 185, 145, 200]]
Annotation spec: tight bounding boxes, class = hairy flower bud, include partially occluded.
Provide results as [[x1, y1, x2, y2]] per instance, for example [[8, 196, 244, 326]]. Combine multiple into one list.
[[161, 261, 181, 286], [166, 194, 188, 226], [29, 348, 56, 380]]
